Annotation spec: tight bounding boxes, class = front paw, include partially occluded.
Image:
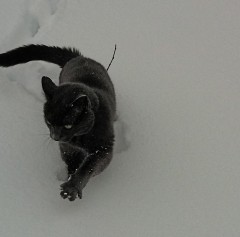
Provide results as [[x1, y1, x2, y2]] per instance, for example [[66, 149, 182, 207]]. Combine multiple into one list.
[[60, 180, 82, 201]]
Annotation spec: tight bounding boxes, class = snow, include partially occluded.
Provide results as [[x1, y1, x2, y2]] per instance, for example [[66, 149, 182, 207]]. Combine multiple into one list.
[[0, 0, 240, 236]]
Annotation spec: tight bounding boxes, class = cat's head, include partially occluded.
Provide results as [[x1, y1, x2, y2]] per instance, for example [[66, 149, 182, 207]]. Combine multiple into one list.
[[42, 76, 96, 142]]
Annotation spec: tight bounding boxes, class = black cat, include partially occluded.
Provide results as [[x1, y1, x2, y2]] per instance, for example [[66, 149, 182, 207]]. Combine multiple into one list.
[[0, 45, 116, 201]]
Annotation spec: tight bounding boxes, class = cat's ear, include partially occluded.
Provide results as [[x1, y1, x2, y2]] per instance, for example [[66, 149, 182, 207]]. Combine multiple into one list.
[[42, 76, 57, 100], [72, 95, 91, 109]]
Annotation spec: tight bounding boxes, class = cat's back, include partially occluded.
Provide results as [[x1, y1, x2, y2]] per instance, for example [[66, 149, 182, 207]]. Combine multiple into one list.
[[59, 56, 115, 97]]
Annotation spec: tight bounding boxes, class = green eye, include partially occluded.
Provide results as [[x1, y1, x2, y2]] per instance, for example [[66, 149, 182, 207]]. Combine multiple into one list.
[[64, 124, 72, 129]]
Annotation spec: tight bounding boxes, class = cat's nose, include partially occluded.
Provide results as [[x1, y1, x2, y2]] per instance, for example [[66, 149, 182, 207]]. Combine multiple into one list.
[[51, 134, 60, 141], [50, 130, 60, 141], [50, 133, 60, 141]]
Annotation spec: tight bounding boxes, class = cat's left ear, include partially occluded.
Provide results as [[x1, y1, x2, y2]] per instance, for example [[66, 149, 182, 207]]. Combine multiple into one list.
[[42, 76, 57, 100]]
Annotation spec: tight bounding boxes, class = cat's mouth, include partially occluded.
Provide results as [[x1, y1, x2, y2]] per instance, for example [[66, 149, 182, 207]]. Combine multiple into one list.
[[50, 132, 60, 141], [50, 133, 71, 143], [57, 136, 78, 145]]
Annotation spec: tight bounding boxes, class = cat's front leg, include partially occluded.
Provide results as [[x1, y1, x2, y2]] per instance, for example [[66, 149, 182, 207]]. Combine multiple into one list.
[[60, 146, 113, 201], [60, 177, 83, 201]]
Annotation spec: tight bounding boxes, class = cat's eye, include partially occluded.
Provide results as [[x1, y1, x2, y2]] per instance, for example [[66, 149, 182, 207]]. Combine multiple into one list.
[[46, 120, 51, 126], [64, 124, 72, 129]]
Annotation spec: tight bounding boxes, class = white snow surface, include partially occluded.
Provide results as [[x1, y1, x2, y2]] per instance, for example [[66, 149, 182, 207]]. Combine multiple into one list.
[[0, 0, 240, 236]]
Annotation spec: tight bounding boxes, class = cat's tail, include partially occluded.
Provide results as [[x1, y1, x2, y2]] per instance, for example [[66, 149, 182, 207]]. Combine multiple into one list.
[[0, 44, 81, 68]]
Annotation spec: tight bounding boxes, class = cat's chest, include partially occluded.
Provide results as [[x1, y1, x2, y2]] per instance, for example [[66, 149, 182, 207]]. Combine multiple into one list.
[[60, 134, 95, 153], [59, 141, 88, 158]]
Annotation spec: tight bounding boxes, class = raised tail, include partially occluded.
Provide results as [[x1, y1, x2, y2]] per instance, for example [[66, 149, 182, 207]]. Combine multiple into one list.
[[0, 44, 81, 68]]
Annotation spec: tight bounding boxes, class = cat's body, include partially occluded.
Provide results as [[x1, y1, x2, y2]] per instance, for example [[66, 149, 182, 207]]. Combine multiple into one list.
[[0, 45, 116, 201]]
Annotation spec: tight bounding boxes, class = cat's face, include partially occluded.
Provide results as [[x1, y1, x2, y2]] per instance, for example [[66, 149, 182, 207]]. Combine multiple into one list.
[[42, 76, 95, 142]]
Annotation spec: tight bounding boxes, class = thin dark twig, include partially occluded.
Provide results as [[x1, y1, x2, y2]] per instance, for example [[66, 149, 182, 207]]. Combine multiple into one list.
[[107, 44, 117, 71]]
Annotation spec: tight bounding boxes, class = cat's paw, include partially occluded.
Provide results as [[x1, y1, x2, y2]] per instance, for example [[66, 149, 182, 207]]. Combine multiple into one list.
[[60, 180, 82, 201]]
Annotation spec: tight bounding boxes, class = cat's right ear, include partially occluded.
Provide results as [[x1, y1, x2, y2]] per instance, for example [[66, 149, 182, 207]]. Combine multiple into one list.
[[42, 76, 57, 100]]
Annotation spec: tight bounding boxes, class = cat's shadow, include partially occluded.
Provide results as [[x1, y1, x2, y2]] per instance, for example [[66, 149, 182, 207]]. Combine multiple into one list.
[[113, 117, 130, 154]]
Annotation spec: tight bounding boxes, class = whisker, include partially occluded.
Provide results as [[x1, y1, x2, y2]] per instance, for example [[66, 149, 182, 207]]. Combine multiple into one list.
[[28, 132, 50, 137]]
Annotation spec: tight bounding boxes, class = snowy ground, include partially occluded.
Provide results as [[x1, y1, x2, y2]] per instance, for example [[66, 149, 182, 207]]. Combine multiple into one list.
[[0, 0, 240, 236]]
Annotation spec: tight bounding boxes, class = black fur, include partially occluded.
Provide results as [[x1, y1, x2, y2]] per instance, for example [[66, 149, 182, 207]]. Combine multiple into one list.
[[0, 44, 81, 68], [0, 44, 116, 201]]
